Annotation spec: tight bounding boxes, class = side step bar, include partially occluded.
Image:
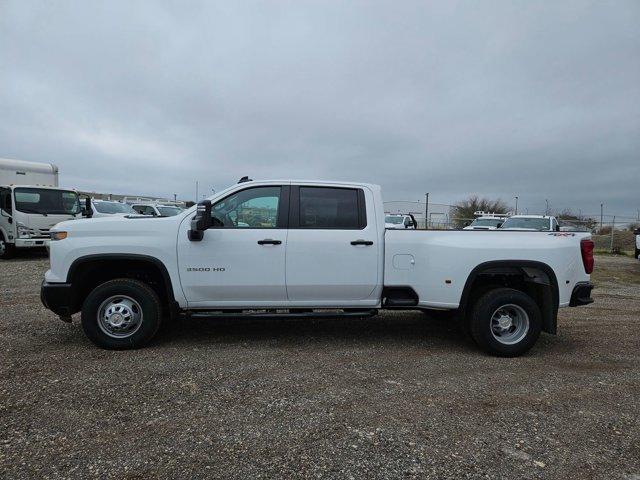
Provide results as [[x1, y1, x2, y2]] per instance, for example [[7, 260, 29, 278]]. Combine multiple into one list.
[[186, 309, 378, 320], [382, 286, 419, 307]]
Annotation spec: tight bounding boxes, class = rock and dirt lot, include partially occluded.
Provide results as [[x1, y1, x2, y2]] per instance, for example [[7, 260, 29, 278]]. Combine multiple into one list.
[[1, 253, 639, 479]]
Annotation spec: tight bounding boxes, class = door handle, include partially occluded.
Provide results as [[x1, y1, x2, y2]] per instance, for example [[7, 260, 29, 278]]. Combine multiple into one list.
[[257, 239, 282, 245], [350, 239, 373, 246]]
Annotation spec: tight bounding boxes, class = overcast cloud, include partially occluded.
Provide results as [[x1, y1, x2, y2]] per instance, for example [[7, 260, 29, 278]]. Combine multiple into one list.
[[1, 1, 638, 217]]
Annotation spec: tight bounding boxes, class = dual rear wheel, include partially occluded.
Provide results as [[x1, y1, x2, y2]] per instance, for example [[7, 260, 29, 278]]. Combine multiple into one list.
[[469, 288, 542, 357]]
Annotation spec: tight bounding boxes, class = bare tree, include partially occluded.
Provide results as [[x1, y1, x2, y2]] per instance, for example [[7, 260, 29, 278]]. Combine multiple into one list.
[[451, 196, 509, 228], [556, 209, 597, 231]]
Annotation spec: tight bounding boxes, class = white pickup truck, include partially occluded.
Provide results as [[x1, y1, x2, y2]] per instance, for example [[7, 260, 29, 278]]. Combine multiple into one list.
[[41, 179, 595, 356]]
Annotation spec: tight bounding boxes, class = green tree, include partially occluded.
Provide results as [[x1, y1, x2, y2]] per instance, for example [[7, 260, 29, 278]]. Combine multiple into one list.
[[451, 196, 509, 228]]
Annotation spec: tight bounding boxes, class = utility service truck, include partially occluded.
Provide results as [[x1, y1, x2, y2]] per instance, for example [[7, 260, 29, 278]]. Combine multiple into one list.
[[1, 158, 82, 259], [41, 179, 595, 356]]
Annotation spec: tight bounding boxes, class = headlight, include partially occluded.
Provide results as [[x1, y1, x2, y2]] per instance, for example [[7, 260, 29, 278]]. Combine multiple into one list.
[[17, 223, 31, 238], [50, 231, 68, 241]]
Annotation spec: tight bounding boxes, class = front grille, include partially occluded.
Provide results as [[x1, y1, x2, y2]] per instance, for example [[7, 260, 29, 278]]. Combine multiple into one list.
[[27, 228, 51, 239]]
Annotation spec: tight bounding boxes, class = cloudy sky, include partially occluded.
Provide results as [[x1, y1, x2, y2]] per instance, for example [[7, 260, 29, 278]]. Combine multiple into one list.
[[1, 1, 639, 218]]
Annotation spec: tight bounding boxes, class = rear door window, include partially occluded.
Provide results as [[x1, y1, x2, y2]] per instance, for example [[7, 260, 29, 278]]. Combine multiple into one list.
[[298, 187, 364, 229]]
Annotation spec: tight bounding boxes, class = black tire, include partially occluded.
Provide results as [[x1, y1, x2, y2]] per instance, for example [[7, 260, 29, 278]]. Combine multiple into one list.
[[81, 278, 162, 349], [0, 233, 15, 260], [470, 288, 542, 357]]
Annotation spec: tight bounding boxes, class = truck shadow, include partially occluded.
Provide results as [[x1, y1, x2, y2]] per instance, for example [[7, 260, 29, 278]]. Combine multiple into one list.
[[156, 311, 474, 351]]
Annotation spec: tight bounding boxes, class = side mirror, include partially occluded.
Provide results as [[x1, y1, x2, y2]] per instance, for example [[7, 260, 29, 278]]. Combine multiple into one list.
[[83, 198, 93, 218], [188, 200, 212, 241]]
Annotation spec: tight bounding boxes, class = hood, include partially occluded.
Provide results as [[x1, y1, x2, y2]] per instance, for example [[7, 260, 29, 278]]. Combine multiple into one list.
[[499, 227, 539, 231], [91, 212, 131, 218], [53, 213, 184, 237]]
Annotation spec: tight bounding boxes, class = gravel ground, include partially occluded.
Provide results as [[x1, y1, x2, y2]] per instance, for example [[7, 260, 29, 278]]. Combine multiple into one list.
[[1, 253, 639, 479]]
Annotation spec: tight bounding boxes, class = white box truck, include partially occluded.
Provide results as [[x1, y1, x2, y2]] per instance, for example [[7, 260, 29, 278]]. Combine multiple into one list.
[[1, 158, 83, 259]]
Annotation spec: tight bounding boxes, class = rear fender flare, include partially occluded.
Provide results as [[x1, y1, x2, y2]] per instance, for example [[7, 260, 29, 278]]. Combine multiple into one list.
[[459, 260, 559, 334]]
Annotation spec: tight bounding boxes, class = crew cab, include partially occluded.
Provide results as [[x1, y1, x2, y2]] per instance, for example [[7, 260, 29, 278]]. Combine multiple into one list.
[[41, 180, 595, 356]]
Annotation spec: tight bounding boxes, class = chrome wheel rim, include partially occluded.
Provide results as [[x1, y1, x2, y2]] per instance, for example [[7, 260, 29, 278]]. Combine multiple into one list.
[[97, 295, 143, 338], [490, 303, 529, 345], [0, 239, 5, 256]]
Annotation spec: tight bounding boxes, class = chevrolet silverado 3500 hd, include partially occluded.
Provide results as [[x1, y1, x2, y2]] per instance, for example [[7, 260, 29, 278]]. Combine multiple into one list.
[[41, 180, 595, 356]]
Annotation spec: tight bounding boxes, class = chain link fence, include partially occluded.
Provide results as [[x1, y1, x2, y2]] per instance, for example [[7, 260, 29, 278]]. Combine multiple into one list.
[[384, 199, 639, 254]]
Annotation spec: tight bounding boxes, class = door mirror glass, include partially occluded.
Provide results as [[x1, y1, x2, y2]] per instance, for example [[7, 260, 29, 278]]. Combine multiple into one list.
[[188, 200, 212, 241]]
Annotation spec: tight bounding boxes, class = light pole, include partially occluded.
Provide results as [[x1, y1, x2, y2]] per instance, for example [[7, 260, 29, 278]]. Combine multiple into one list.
[[514, 196, 518, 215], [424, 193, 429, 230], [600, 203, 604, 233], [545, 199, 549, 216]]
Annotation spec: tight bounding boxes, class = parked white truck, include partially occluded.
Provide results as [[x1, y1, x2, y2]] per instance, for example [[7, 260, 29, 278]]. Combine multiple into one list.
[[1, 158, 83, 259], [41, 179, 595, 356]]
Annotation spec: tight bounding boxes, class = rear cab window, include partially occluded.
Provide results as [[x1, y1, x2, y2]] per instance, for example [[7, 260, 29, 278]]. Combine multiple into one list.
[[291, 186, 367, 229]]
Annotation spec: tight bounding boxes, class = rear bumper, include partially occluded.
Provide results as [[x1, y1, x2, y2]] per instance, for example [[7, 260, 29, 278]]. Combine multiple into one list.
[[40, 280, 74, 317], [569, 282, 594, 307]]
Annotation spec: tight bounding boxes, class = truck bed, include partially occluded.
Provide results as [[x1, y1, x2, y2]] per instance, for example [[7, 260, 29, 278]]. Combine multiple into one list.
[[383, 229, 591, 309]]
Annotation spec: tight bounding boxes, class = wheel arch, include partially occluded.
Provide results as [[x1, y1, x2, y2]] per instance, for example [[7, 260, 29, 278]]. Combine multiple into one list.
[[459, 260, 559, 334], [66, 254, 177, 316]]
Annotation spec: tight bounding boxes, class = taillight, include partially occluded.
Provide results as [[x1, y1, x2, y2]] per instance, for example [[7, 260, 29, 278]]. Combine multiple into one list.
[[580, 238, 594, 274]]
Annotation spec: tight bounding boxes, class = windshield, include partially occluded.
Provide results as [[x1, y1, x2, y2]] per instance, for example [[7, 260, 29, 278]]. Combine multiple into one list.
[[14, 188, 80, 215], [470, 218, 504, 227], [385, 216, 405, 224], [94, 201, 135, 214], [157, 206, 183, 217], [500, 217, 550, 230]]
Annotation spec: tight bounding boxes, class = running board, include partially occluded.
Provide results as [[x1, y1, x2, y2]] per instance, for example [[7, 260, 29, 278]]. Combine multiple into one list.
[[382, 286, 419, 307], [186, 309, 378, 320], [384, 298, 419, 307]]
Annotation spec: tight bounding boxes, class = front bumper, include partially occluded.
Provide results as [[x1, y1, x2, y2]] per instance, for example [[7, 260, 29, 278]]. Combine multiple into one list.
[[570, 282, 594, 307], [40, 280, 75, 318], [16, 238, 50, 248]]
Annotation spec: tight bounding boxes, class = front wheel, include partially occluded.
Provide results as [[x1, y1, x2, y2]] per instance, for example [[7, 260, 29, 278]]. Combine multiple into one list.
[[0, 234, 15, 260], [81, 279, 162, 349], [470, 288, 542, 357]]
